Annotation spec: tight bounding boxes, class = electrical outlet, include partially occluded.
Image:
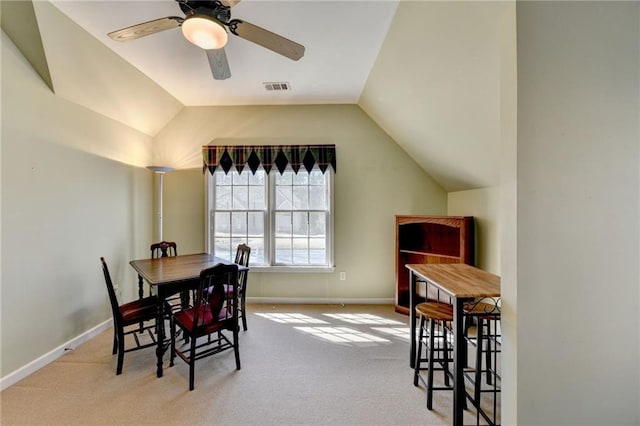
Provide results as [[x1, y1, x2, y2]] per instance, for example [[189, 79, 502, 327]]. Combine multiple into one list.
[[339, 272, 346, 281]]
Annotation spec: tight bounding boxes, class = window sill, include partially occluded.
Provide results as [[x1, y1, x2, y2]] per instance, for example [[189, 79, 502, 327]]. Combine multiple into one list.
[[248, 266, 336, 273]]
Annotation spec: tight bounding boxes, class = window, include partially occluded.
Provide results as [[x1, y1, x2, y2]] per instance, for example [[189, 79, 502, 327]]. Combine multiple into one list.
[[206, 168, 334, 270]]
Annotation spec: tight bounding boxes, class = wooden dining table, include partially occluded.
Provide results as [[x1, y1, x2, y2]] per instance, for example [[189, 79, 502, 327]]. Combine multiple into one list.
[[406, 263, 500, 426], [130, 252, 248, 378]]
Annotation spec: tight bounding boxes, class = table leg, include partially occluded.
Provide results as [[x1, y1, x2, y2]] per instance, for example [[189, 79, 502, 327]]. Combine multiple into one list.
[[156, 287, 166, 378], [453, 297, 466, 426], [409, 270, 417, 368], [138, 275, 144, 332], [138, 275, 144, 300]]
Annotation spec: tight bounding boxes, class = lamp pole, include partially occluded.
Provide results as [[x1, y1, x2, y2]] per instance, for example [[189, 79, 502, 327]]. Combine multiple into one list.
[[147, 166, 174, 242]]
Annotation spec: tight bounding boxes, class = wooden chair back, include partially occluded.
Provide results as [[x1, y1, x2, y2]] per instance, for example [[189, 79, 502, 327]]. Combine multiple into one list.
[[100, 257, 123, 325], [150, 241, 177, 259]]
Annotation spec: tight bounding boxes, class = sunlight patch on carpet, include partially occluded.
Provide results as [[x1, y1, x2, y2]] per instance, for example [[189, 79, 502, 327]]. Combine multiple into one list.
[[370, 327, 411, 340], [254, 313, 329, 324], [294, 326, 390, 343], [322, 313, 404, 325]]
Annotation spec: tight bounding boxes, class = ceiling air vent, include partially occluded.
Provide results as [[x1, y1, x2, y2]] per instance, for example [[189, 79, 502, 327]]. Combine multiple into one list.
[[263, 82, 290, 91]]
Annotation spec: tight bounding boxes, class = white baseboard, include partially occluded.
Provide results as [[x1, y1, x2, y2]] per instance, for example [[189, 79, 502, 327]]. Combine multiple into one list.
[[0, 319, 112, 391], [246, 297, 395, 305]]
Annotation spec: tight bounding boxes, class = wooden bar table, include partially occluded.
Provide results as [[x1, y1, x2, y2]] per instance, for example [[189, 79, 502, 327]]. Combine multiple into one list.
[[406, 263, 500, 426], [130, 253, 248, 378]]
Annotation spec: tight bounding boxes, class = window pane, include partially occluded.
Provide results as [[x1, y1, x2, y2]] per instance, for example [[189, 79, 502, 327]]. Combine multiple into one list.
[[310, 238, 326, 264], [292, 238, 309, 264], [276, 186, 292, 210], [215, 212, 231, 236], [249, 186, 265, 209], [217, 172, 232, 185], [232, 212, 246, 237], [248, 171, 265, 185], [275, 212, 292, 237], [248, 237, 265, 265], [248, 212, 263, 236], [215, 238, 232, 261], [216, 186, 231, 210], [292, 212, 308, 237], [309, 212, 325, 237], [309, 185, 325, 210], [232, 171, 248, 185], [292, 186, 308, 210], [309, 170, 324, 185], [293, 172, 308, 185], [276, 171, 292, 185], [275, 238, 292, 263], [233, 186, 248, 210]]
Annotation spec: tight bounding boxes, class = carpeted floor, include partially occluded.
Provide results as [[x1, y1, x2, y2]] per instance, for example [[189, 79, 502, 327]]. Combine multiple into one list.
[[0, 304, 499, 425]]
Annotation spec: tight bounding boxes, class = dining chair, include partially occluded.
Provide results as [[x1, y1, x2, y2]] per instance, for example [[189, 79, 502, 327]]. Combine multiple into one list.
[[170, 263, 241, 390], [226, 244, 251, 331], [150, 241, 188, 311], [100, 257, 168, 375]]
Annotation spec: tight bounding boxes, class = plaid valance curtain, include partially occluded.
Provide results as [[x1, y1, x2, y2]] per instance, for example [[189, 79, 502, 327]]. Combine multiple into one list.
[[202, 144, 337, 175]]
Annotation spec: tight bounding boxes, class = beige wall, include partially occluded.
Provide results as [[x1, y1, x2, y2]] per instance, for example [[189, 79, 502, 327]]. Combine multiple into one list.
[[161, 168, 205, 255], [447, 187, 500, 274], [156, 105, 447, 301], [516, 2, 639, 424], [1, 32, 154, 376]]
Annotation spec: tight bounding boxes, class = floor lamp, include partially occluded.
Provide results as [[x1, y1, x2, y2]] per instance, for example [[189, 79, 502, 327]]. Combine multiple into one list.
[[147, 166, 174, 242]]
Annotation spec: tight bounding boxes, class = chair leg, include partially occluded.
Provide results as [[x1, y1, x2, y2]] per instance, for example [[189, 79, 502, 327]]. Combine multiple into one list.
[[116, 329, 125, 375], [189, 335, 197, 391], [234, 328, 241, 370], [169, 321, 176, 368], [241, 293, 248, 331]]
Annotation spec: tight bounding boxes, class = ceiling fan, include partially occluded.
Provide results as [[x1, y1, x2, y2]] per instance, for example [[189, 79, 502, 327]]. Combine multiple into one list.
[[107, 0, 305, 80]]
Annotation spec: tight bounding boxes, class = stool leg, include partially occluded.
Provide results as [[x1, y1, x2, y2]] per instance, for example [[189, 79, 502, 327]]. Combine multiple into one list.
[[485, 319, 493, 385], [414, 315, 425, 387], [442, 323, 450, 387], [474, 317, 484, 406], [426, 318, 436, 410]]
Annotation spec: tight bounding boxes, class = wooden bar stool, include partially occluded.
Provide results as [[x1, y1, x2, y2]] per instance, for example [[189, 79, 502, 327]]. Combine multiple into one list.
[[463, 300, 501, 425], [413, 301, 455, 410]]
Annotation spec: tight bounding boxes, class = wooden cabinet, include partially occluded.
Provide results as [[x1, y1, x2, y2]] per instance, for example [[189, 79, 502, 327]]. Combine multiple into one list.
[[395, 215, 474, 314]]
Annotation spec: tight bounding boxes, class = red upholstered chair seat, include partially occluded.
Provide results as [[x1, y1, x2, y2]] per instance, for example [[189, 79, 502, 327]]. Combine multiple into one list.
[[174, 306, 230, 334], [119, 296, 159, 324]]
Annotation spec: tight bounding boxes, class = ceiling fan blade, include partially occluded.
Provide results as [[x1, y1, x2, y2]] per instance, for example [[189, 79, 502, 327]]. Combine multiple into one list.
[[229, 19, 305, 61], [219, 0, 241, 8], [108, 17, 184, 42], [207, 48, 231, 80]]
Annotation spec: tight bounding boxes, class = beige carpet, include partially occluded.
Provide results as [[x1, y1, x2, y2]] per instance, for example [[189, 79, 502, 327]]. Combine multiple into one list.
[[0, 304, 499, 425]]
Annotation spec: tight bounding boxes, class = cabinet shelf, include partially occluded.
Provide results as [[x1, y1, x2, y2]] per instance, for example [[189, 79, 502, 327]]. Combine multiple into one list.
[[399, 249, 461, 259], [395, 215, 474, 314]]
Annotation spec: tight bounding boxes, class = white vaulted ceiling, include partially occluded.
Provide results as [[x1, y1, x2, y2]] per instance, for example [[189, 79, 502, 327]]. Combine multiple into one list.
[[50, 0, 400, 106], [3, 0, 511, 192]]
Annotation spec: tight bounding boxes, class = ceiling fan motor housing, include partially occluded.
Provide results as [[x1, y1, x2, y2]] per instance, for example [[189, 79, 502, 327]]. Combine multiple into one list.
[[178, 0, 231, 23]]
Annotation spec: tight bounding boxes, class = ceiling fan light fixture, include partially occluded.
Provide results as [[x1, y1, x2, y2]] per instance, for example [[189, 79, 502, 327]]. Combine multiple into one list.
[[182, 14, 228, 50]]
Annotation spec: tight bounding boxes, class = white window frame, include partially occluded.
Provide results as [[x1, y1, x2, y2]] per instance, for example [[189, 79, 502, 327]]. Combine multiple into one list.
[[205, 167, 335, 273]]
